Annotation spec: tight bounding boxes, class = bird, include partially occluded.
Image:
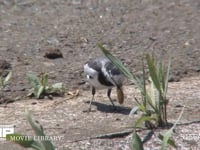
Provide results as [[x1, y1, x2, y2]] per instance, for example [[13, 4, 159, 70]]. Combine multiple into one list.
[[83, 56, 125, 111]]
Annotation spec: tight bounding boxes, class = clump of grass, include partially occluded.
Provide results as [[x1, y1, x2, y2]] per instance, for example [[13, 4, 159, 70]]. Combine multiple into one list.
[[131, 54, 171, 128], [98, 43, 180, 149], [6, 111, 55, 150], [98, 43, 170, 128], [27, 73, 65, 99]]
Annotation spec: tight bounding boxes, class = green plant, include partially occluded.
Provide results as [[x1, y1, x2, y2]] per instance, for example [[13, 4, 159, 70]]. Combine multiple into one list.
[[131, 131, 144, 150], [98, 43, 170, 128], [130, 107, 184, 150], [0, 71, 12, 89], [27, 73, 65, 99], [0, 71, 12, 101], [158, 106, 184, 150], [132, 54, 171, 128], [6, 111, 55, 150], [98, 43, 178, 149]]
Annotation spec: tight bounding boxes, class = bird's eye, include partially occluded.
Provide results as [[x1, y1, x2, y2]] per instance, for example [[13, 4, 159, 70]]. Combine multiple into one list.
[[87, 75, 93, 79]]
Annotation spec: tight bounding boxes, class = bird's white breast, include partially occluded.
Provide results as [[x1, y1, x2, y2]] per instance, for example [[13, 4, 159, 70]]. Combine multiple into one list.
[[84, 63, 110, 89]]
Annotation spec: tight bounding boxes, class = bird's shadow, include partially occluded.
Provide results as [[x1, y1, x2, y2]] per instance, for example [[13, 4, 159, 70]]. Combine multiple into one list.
[[85, 101, 132, 115]]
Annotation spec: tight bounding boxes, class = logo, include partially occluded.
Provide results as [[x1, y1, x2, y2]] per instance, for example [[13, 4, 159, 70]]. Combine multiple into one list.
[[0, 125, 14, 140]]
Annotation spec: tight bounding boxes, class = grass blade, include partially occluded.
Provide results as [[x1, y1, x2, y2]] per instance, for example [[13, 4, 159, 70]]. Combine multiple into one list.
[[98, 43, 137, 84], [27, 73, 40, 88], [146, 54, 161, 92], [149, 77, 156, 108], [36, 86, 44, 99], [129, 106, 139, 116], [160, 106, 184, 149], [134, 115, 155, 127], [3, 71, 12, 85], [158, 134, 176, 149], [41, 74, 48, 87], [164, 56, 171, 98], [132, 131, 144, 150], [26, 111, 55, 150]]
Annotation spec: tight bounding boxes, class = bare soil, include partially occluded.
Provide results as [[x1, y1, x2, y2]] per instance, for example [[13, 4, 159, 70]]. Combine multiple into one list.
[[0, 0, 200, 149]]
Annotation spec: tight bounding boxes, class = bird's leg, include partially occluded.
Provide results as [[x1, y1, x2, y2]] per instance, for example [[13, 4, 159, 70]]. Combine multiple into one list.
[[107, 88, 116, 109], [89, 87, 95, 111]]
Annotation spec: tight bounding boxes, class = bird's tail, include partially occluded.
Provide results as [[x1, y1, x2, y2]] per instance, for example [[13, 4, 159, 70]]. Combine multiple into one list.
[[116, 86, 124, 104]]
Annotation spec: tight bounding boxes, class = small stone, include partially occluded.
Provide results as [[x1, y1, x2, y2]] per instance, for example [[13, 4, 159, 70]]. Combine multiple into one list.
[[44, 48, 63, 59], [115, 118, 120, 121], [175, 104, 183, 108], [168, 75, 180, 82], [0, 59, 11, 70], [31, 102, 37, 105], [3, 86, 11, 92]]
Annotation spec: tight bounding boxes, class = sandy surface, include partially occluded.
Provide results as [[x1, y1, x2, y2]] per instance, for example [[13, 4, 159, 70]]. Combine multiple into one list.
[[0, 0, 200, 149]]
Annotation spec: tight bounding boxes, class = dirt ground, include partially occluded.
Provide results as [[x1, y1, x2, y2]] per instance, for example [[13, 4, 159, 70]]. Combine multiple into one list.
[[0, 0, 200, 149]]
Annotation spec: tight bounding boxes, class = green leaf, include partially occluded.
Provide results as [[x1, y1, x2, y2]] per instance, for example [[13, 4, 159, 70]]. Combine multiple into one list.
[[146, 54, 161, 92], [98, 43, 139, 86], [26, 111, 45, 137], [41, 74, 48, 87], [27, 88, 34, 97], [149, 77, 156, 107], [6, 133, 44, 150], [36, 86, 44, 99], [145, 94, 159, 113], [26, 111, 55, 150], [3, 71, 12, 85], [141, 60, 147, 107], [138, 105, 146, 112], [46, 82, 65, 95], [160, 129, 174, 149], [134, 115, 155, 127], [27, 73, 43, 98], [27, 73, 41, 88], [51, 82, 63, 89], [158, 63, 165, 92], [132, 131, 144, 150], [129, 106, 139, 116], [163, 56, 171, 98], [160, 107, 184, 150], [158, 134, 177, 149]]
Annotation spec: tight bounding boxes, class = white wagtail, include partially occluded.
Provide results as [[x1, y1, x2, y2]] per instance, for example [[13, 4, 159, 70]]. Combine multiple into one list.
[[84, 56, 124, 111]]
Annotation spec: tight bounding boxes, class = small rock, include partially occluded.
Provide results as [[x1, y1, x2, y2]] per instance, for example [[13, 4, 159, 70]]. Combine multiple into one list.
[[149, 36, 157, 41], [31, 102, 37, 105], [3, 86, 11, 92], [175, 104, 183, 108], [115, 118, 120, 121], [0, 59, 11, 70], [44, 48, 63, 59], [168, 75, 180, 82]]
